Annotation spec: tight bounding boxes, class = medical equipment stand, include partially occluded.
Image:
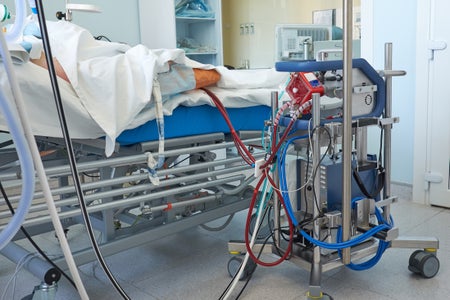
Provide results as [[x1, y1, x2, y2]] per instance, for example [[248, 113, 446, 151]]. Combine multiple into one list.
[[280, 43, 439, 299], [307, 93, 329, 300], [227, 1, 438, 298]]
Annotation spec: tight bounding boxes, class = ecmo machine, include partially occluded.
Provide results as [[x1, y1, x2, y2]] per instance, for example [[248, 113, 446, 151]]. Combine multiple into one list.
[[228, 45, 440, 299]]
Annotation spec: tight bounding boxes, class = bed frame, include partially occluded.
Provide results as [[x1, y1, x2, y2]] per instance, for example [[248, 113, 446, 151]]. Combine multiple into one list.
[[0, 130, 265, 281]]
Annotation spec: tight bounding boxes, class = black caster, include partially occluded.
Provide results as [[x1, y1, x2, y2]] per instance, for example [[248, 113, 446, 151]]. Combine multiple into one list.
[[408, 250, 440, 278], [227, 256, 257, 281]]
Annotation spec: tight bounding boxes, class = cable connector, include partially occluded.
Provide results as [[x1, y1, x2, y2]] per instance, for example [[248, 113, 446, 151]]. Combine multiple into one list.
[[254, 158, 265, 178]]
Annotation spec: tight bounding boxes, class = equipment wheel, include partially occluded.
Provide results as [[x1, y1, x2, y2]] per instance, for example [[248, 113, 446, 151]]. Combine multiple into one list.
[[227, 256, 257, 281], [249, 211, 274, 240], [408, 250, 440, 278]]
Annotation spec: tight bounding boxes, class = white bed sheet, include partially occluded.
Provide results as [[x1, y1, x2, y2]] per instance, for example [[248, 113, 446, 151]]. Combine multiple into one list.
[[0, 61, 288, 154], [1, 20, 291, 155]]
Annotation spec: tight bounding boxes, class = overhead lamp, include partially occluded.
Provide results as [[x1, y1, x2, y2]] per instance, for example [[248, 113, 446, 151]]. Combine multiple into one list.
[[56, 2, 101, 21]]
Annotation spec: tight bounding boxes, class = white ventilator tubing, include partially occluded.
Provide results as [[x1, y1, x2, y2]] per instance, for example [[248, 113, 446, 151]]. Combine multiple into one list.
[[3, 0, 27, 43], [0, 3, 89, 299]]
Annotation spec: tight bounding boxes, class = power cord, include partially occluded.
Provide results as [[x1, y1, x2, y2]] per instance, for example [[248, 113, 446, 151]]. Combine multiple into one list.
[[1, 252, 38, 300]]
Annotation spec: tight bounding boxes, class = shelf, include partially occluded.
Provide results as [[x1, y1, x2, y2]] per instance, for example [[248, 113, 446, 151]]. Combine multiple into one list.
[[140, 0, 222, 65], [185, 51, 218, 55], [175, 16, 216, 22]]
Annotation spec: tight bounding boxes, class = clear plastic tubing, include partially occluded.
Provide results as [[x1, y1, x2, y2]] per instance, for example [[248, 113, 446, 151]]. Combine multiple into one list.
[[0, 89, 35, 250], [4, 0, 27, 43]]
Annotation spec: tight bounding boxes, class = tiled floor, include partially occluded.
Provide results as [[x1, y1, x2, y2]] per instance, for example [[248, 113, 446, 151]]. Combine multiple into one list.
[[0, 184, 448, 300]]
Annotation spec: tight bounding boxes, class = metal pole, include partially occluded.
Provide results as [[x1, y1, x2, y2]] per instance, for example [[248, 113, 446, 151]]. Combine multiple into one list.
[[383, 43, 393, 220], [308, 93, 323, 298], [271, 91, 281, 247], [341, 0, 353, 264]]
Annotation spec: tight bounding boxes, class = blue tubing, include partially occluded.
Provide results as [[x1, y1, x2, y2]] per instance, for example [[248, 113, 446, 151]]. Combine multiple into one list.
[[336, 197, 394, 270], [0, 89, 35, 251], [278, 134, 309, 227], [300, 223, 390, 250]]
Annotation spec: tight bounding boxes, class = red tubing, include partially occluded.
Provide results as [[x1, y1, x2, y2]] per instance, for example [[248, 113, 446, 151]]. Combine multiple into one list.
[[244, 171, 294, 267]]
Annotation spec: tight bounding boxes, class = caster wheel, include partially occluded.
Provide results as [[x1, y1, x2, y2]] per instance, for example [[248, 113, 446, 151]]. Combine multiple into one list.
[[249, 212, 273, 240], [227, 256, 257, 281], [408, 250, 440, 278]]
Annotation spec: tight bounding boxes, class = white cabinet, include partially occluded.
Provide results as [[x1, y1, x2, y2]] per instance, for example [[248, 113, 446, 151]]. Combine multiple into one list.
[[139, 0, 223, 65]]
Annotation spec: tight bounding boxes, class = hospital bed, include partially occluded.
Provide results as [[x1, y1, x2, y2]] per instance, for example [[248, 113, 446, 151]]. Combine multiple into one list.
[[0, 45, 285, 293]]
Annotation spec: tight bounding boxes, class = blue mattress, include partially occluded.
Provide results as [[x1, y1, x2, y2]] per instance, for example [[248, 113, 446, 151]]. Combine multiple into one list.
[[117, 105, 271, 146]]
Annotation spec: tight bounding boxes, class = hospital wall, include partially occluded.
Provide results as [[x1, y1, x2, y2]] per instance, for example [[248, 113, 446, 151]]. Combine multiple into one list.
[[222, 0, 361, 69], [361, 0, 417, 185], [2, 0, 141, 45]]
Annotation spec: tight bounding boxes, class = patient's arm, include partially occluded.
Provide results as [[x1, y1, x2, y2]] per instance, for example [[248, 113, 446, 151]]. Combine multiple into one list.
[[193, 68, 220, 89], [30, 51, 220, 89], [30, 52, 70, 83]]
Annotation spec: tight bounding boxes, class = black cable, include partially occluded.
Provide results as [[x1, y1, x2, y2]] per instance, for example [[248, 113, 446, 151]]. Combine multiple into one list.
[[169, 154, 193, 168], [94, 35, 111, 42], [34, 1, 130, 299], [351, 126, 386, 199], [0, 181, 76, 289], [81, 172, 100, 178]]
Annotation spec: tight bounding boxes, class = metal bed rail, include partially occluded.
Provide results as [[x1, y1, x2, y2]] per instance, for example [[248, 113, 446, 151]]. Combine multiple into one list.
[[0, 133, 264, 269]]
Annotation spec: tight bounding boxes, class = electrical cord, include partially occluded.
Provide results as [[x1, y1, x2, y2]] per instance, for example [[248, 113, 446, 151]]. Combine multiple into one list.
[[200, 214, 235, 232], [0, 181, 77, 289], [34, 1, 129, 298], [1, 252, 38, 300]]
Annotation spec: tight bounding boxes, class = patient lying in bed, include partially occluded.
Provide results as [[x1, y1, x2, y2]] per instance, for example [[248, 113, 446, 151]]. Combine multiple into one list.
[[30, 51, 220, 91], [28, 36, 220, 96], [5, 20, 287, 156], [22, 20, 222, 155]]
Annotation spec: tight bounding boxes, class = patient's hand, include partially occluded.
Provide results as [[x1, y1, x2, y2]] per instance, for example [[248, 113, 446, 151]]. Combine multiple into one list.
[[30, 52, 70, 83], [193, 68, 220, 88]]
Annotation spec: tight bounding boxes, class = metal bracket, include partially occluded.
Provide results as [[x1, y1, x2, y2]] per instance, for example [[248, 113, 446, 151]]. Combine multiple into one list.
[[428, 40, 447, 60], [424, 172, 443, 184], [424, 172, 443, 191], [379, 117, 399, 127]]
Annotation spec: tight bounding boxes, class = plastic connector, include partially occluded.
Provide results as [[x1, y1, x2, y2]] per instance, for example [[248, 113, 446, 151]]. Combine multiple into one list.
[[254, 158, 265, 178]]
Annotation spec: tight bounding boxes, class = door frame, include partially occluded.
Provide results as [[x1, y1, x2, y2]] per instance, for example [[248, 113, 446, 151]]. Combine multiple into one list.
[[412, 0, 450, 206]]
